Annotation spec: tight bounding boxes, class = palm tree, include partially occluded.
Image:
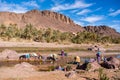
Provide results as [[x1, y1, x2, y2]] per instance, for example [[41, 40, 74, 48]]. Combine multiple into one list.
[[0, 24, 6, 37], [21, 24, 37, 40]]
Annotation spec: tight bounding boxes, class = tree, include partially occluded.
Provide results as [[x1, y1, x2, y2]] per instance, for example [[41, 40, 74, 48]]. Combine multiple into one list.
[[4, 24, 19, 40], [0, 24, 6, 37], [99, 36, 112, 43], [21, 24, 37, 40], [51, 30, 61, 42], [43, 28, 53, 43], [33, 30, 44, 42]]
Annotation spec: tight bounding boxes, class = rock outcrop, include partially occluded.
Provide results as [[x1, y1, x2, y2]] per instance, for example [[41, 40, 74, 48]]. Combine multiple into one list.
[[101, 57, 120, 69], [41, 10, 74, 24]]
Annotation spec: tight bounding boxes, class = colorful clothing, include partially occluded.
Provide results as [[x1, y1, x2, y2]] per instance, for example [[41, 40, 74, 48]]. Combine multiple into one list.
[[96, 51, 101, 63], [61, 50, 65, 57], [26, 53, 30, 58]]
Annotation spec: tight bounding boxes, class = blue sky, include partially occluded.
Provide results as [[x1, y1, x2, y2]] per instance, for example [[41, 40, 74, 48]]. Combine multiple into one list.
[[0, 0, 120, 32]]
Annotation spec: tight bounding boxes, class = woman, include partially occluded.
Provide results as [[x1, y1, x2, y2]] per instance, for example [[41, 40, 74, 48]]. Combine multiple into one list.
[[96, 50, 101, 63]]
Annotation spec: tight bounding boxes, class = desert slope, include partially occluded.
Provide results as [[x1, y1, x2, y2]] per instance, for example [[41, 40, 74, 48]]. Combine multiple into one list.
[[0, 10, 84, 33]]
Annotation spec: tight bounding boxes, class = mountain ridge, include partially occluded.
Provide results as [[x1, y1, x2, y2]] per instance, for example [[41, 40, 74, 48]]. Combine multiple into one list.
[[0, 9, 120, 38], [0, 10, 84, 32], [84, 25, 120, 38]]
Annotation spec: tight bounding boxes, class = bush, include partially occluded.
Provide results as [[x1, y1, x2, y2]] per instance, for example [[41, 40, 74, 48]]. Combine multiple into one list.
[[98, 68, 109, 80]]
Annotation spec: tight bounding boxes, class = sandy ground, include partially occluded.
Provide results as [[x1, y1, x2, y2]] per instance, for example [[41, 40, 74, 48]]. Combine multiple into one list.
[[0, 64, 120, 80], [0, 62, 86, 80], [0, 41, 80, 47], [0, 41, 120, 51]]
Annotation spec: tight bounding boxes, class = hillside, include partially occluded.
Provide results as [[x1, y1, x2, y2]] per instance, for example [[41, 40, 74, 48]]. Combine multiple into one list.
[[0, 10, 84, 33], [84, 25, 120, 38]]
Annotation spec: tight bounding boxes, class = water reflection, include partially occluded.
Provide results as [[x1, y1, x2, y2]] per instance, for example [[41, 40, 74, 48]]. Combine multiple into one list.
[[116, 54, 120, 58]]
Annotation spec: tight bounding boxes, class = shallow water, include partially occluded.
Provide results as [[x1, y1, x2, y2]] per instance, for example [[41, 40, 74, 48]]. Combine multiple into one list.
[[0, 51, 120, 67], [81, 54, 120, 62], [116, 54, 120, 58], [1, 55, 119, 67]]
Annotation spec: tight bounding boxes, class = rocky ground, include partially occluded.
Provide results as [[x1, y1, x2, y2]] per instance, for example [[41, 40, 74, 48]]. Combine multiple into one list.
[[0, 62, 120, 80]]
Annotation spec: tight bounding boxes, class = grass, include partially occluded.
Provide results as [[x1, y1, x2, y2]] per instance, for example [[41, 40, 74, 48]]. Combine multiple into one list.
[[98, 68, 110, 80], [86, 63, 92, 71]]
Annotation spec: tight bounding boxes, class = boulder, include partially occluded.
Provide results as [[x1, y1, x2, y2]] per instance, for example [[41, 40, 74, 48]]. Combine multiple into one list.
[[101, 57, 120, 69], [77, 61, 101, 71]]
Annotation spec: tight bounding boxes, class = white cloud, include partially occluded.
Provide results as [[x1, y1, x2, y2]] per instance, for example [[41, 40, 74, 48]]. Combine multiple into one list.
[[107, 20, 120, 32], [82, 16, 103, 23], [51, 0, 93, 11], [0, 0, 39, 13], [76, 9, 91, 15], [71, 9, 79, 13], [74, 21, 84, 26], [109, 24, 120, 32], [109, 9, 120, 16], [113, 20, 120, 23], [22, 1, 39, 8], [95, 7, 102, 11]]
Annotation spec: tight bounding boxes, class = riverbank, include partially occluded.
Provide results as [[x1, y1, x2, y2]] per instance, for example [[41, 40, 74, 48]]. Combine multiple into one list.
[[0, 41, 120, 52]]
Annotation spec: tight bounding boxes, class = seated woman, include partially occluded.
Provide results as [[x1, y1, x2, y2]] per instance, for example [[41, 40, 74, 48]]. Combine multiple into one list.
[[74, 56, 81, 65]]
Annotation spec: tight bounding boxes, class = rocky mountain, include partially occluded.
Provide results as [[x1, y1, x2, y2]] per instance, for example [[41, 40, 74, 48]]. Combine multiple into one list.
[[84, 25, 120, 38], [0, 10, 120, 38], [0, 10, 84, 33]]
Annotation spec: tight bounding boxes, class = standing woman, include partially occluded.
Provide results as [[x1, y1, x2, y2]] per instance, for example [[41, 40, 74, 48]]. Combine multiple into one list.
[[61, 50, 65, 57], [96, 49, 101, 63]]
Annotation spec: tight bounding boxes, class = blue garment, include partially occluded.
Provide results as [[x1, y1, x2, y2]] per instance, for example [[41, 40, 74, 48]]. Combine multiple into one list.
[[96, 51, 101, 57], [97, 51, 101, 55], [26, 53, 30, 58], [96, 51, 101, 63]]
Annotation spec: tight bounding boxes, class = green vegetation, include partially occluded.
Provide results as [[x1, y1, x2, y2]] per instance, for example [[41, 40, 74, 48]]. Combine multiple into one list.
[[98, 68, 109, 80], [0, 47, 87, 53], [0, 24, 120, 44], [86, 63, 92, 71]]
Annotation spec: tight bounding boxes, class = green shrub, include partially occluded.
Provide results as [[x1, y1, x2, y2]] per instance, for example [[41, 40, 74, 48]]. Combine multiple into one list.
[[98, 68, 109, 80], [86, 63, 92, 71], [48, 66, 55, 71]]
